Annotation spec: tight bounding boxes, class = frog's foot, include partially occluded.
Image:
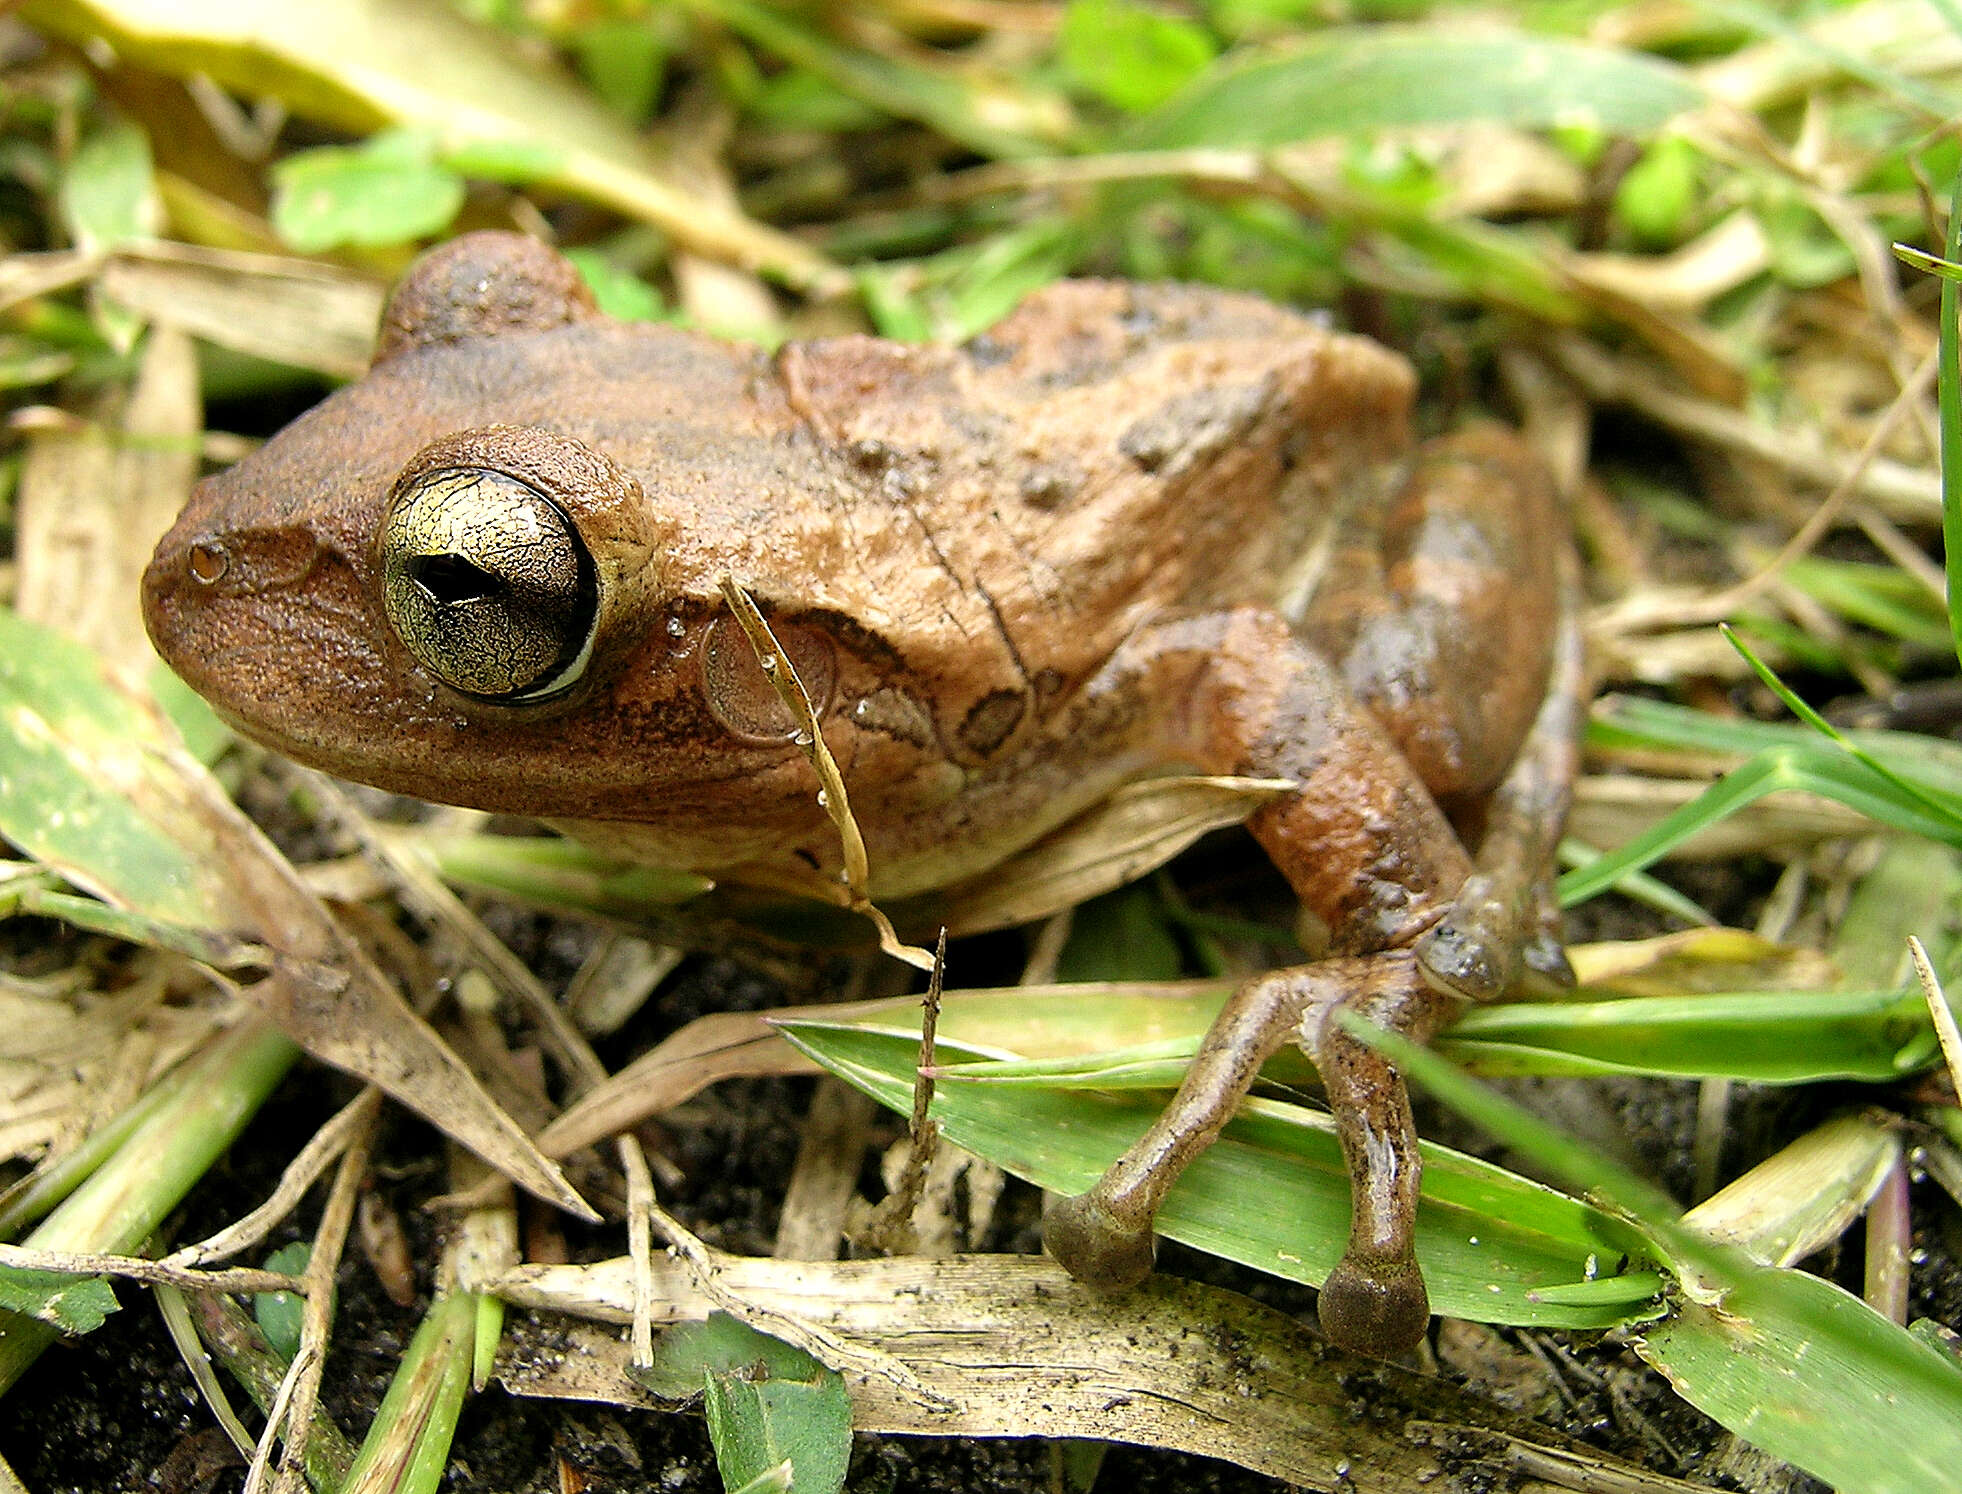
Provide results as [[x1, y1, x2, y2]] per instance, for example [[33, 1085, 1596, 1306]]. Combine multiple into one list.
[[1306, 949, 1459, 1357], [1044, 1190, 1156, 1290], [1045, 964, 1341, 1291], [1319, 1252, 1429, 1358]]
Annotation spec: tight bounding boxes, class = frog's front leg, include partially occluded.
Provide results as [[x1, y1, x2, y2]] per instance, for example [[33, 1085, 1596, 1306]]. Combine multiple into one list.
[[1046, 601, 1580, 1355]]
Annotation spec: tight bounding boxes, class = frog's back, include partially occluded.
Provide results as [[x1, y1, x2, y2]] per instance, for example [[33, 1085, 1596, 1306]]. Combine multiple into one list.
[[770, 280, 1421, 730]]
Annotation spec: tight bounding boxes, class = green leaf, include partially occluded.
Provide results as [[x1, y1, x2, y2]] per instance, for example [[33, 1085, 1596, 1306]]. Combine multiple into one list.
[[58, 115, 158, 252], [563, 248, 667, 324], [18, 0, 834, 288], [0, 1266, 119, 1332], [1133, 29, 1703, 148], [1059, 0, 1218, 113], [642, 1315, 850, 1494], [254, 1241, 310, 1361], [573, 17, 666, 123], [748, 70, 883, 134], [438, 136, 564, 183], [0, 609, 229, 925], [270, 128, 466, 252], [693, 0, 1061, 160], [779, 1022, 1661, 1330], [1614, 134, 1698, 246]]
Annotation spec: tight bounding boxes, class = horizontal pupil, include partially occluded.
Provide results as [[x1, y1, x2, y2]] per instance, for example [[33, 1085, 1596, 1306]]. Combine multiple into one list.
[[410, 552, 497, 606]]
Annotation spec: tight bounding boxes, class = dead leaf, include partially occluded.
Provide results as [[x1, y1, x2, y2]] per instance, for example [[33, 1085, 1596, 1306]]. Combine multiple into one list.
[[99, 241, 385, 379], [493, 1252, 1709, 1493]]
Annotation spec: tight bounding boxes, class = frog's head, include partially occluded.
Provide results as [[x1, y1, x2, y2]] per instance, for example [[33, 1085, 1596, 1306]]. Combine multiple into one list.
[[142, 233, 800, 820]]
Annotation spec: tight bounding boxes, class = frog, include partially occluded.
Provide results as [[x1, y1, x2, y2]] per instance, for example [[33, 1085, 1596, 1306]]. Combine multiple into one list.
[[142, 231, 1582, 1358]]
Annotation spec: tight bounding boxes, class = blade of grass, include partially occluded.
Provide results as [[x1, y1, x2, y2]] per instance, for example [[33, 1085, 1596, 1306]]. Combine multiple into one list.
[[339, 1290, 477, 1494], [0, 1020, 299, 1395], [1349, 1018, 1962, 1494], [1943, 161, 1962, 666], [778, 1021, 1661, 1329], [1558, 745, 1962, 905], [924, 985, 1934, 1087], [1131, 29, 1702, 146]]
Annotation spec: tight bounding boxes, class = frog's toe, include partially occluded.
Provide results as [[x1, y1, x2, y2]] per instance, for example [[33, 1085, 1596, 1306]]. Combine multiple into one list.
[[1318, 1253, 1430, 1357], [1045, 1191, 1156, 1290], [1521, 929, 1576, 994]]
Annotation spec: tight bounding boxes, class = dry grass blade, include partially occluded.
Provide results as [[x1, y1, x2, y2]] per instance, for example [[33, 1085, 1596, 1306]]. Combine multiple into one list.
[[492, 1254, 1709, 1492], [539, 1008, 820, 1157], [1553, 334, 1940, 521], [625, 1182, 944, 1406], [1910, 936, 1962, 1093], [14, 323, 197, 671], [166, 1087, 384, 1268], [718, 576, 934, 970], [98, 242, 386, 379], [297, 771, 608, 1095], [928, 774, 1294, 933], [19, 0, 843, 291]]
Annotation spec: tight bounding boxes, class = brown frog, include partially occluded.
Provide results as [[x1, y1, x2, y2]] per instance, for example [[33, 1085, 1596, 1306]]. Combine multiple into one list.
[[143, 232, 1581, 1357]]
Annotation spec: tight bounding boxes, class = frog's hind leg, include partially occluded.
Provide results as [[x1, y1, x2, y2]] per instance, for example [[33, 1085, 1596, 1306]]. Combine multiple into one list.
[[1044, 962, 1343, 1290], [1298, 423, 1563, 802], [1046, 609, 1476, 1356]]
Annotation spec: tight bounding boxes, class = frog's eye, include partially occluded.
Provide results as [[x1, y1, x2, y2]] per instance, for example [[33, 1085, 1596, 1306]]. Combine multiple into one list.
[[380, 467, 599, 701]]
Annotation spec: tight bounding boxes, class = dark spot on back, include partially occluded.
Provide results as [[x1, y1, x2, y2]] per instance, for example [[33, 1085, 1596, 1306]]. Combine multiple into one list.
[[958, 688, 1028, 758], [1118, 381, 1275, 477], [966, 334, 1013, 369], [1019, 465, 1076, 509]]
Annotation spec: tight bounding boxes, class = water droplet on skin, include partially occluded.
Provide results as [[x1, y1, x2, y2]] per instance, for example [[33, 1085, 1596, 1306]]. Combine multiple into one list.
[[815, 790, 829, 808], [666, 616, 685, 638], [761, 655, 779, 673]]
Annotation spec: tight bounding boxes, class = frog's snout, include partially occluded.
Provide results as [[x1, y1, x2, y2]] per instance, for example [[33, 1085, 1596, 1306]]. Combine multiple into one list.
[[141, 501, 336, 700]]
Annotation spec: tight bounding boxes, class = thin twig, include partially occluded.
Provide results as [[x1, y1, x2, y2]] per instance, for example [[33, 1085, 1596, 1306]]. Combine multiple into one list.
[[619, 1135, 658, 1370], [253, 1093, 378, 1494], [166, 1088, 383, 1268], [0, 1243, 302, 1297]]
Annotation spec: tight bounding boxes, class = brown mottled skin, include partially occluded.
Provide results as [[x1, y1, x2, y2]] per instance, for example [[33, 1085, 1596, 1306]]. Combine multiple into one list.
[[144, 232, 1580, 1357]]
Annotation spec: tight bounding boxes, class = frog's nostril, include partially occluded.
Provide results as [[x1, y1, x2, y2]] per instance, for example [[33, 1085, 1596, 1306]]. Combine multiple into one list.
[[409, 552, 499, 606], [187, 542, 229, 585]]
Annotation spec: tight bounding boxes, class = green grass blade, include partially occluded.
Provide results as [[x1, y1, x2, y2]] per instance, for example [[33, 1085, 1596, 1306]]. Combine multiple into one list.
[[777, 1022, 1659, 1330], [1132, 29, 1701, 146], [1943, 161, 1962, 666], [0, 1020, 299, 1395], [1559, 747, 1962, 905], [931, 985, 1934, 1087], [1350, 1020, 1962, 1494], [1441, 988, 1935, 1081], [1638, 1271, 1962, 1494], [341, 1290, 478, 1494]]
